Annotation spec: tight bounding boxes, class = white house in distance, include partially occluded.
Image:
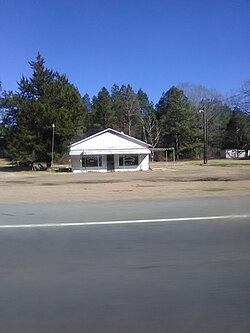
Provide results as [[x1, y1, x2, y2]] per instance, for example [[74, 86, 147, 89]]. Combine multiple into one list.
[[69, 128, 151, 173]]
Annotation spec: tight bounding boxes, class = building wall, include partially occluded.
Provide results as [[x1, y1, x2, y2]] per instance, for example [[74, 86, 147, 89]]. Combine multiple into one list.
[[114, 154, 149, 171], [71, 155, 107, 172], [70, 154, 149, 173]]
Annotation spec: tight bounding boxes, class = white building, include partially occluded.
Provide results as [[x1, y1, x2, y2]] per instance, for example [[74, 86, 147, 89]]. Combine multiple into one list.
[[69, 128, 151, 173], [220, 149, 249, 159]]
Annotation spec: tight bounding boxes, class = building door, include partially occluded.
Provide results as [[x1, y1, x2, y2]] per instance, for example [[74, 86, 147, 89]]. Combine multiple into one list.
[[107, 155, 114, 171]]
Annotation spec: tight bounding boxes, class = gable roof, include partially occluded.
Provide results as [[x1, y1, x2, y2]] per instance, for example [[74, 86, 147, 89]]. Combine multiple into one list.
[[70, 128, 151, 149]]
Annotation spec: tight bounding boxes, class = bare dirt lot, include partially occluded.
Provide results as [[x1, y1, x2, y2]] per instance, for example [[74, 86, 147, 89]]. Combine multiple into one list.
[[0, 160, 250, 203]]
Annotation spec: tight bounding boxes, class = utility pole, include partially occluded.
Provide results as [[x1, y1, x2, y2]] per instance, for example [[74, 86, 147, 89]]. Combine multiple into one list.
[[236, 128, 240, 159], [51, 123, 55, 167], [199, 107, 208, 164]]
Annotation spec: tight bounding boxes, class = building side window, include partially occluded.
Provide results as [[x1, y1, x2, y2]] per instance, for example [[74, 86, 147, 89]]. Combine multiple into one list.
[[82, 155, 102, 167], [119, 155, 138, 166]]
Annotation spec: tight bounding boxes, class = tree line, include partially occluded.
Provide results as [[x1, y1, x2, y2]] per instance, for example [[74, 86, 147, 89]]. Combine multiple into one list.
[[0, 54, 249, 164]]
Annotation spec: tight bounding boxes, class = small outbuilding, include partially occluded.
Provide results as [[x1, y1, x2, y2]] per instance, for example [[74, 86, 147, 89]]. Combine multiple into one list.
[[220, 149, 249, 159], [69, 128, 151, 173]]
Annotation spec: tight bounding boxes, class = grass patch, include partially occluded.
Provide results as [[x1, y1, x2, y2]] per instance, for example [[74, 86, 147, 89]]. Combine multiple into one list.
[[151, 159, 250, 168], [207, 159, 250, 167], [0, 158, 14, 167]]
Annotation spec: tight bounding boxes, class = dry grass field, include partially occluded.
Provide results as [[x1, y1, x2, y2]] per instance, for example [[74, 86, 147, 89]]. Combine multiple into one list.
[[0, 159, 250, 203]]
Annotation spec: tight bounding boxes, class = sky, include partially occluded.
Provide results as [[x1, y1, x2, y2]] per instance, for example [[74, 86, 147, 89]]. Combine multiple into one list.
[[0, 0, 249, 104]]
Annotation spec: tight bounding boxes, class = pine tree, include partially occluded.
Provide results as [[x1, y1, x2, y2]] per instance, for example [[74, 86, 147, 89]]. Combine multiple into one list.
[[222, 108, 250, 150], [2, 53, 87, 164], [111, 84, 123, 130], [156, 86, 201, 159], [90, 87, 115, 133]]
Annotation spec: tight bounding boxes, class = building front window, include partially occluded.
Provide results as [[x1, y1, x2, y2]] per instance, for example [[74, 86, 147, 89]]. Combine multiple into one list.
[[82, 155, 102, 167], [119, 154, 138, 167]]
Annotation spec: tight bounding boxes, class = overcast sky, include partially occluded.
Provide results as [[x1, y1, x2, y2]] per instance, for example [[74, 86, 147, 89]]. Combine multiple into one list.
[[0, 0, 249, 103]]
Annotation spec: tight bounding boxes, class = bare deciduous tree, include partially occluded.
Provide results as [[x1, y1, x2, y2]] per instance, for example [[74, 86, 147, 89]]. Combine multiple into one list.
[[141, 110, 161, 148]]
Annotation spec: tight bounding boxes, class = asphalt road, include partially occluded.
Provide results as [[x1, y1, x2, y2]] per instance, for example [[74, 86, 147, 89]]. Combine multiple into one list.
[[0, 196, 250, 333]]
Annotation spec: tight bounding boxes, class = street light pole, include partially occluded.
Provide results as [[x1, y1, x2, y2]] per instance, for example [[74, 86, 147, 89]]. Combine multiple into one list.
[[51, 123, 55, 167]]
